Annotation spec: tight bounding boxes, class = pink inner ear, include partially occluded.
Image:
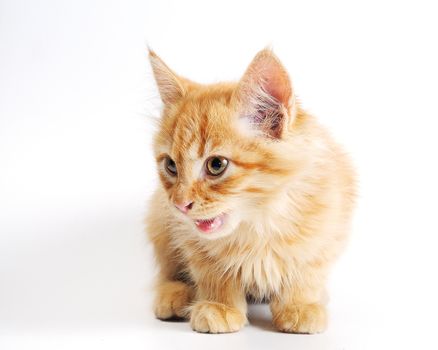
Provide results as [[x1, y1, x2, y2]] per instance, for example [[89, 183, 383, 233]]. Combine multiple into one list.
[[258, 61, 292, 107]]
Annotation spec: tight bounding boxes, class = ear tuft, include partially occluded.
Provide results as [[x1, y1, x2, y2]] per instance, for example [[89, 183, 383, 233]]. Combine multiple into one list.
[[235, 49, 294, 139], [148, 49, 185, 105]]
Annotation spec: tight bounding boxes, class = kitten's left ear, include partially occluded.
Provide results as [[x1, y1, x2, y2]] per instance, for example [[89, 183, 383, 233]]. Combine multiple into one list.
[[234, 49, 295, 139], [148, 49, 186, 105]]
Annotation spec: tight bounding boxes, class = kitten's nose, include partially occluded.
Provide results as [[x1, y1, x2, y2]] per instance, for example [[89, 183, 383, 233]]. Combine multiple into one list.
[[174, 201, 193, 214]]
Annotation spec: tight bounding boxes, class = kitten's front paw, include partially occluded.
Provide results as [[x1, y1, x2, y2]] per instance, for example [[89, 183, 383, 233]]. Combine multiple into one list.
[[272, 303, 327, 334], [154, 281, 193, 320], [190, 301, 246, 333]]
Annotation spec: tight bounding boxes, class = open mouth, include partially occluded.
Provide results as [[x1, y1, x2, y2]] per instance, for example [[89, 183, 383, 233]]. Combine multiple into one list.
[[194, 213, 226, 234]]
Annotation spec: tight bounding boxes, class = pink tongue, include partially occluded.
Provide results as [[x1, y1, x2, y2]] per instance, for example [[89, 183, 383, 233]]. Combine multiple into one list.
[[195, 216, 223, 233]]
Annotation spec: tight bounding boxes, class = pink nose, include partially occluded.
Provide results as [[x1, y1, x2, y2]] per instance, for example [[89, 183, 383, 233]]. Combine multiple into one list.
[[174, 201, 193, 213]]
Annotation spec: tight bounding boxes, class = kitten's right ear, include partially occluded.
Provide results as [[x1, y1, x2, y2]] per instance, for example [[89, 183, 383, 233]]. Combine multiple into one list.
[[149, 50, 186, 105], [233, 49, 295, 139]]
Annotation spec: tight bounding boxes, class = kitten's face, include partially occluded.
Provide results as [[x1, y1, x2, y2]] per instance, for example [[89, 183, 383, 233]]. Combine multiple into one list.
[[150, 49, 296, 240]]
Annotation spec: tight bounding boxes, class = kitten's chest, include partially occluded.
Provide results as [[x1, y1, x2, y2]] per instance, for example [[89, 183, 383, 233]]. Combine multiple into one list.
[[215, 238, 296, 297]]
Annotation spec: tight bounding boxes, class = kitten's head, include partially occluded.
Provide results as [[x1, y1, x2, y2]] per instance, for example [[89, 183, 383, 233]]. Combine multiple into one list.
[[150, 49, 300, 240]]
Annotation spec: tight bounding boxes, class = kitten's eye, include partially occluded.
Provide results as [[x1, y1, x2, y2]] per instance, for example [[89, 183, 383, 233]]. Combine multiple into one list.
[[206, 156, 228, 177], [165, 157, 177, 176]]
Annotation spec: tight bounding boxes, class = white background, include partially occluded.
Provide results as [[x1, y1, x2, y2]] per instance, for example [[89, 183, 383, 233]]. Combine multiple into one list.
[[1, 1, 438, 349]]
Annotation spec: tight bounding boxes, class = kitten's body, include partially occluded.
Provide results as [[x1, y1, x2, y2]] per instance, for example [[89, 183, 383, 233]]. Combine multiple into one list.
[[147, 50, 355, 333]]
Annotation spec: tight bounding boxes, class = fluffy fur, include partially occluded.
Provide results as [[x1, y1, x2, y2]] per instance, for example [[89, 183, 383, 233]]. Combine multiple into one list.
[[146, 48, 356, 334]]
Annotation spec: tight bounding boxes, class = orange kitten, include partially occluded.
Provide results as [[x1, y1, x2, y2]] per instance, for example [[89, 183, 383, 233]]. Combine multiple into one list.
[[146, 48, 356, 333]]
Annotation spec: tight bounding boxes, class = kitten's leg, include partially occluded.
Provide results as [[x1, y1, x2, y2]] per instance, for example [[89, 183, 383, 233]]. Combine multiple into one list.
[[270, 266, 328, 334], [190, 277, 247, 333], [154, 276, 193, 320], [148, 214, 193, 319]]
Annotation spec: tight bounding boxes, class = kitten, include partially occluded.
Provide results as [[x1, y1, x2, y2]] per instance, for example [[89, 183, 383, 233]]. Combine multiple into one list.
[[146, 48, 356, 334]]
